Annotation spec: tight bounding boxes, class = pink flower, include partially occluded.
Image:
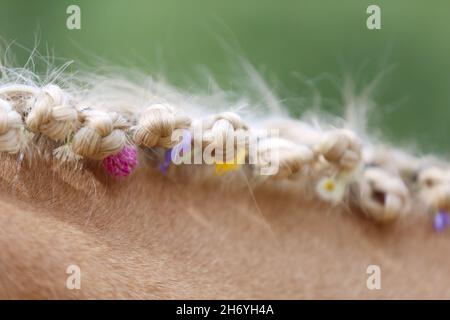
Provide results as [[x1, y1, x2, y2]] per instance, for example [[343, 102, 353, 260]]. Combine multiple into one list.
[[103, 145, 138, 177]]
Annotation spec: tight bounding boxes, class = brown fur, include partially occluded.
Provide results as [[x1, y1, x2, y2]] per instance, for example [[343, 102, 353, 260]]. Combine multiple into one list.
[[0, 153, 449, 299]]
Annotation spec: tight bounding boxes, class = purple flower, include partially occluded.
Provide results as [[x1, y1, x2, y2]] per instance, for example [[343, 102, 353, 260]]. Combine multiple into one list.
[[159, 130, 191, 175], [160, 148, 173, 175], [434, 210, 450, 232]]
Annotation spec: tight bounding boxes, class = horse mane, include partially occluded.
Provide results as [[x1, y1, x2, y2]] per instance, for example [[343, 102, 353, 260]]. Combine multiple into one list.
[[0, 53, 447, 228]]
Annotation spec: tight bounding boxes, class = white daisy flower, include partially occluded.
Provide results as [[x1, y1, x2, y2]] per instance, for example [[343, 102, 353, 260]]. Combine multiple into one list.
[[316, 176, 346, 204]]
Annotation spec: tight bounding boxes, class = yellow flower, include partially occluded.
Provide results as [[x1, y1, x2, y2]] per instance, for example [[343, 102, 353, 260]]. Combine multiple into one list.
[[215, 149, 246, 175]]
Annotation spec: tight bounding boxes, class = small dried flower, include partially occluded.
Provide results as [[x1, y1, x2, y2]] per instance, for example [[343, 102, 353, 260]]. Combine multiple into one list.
[[103, 145, 138, 177]]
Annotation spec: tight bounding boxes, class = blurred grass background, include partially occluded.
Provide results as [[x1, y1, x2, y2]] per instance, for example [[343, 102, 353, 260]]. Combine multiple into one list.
[[1, 0, 450, 154]]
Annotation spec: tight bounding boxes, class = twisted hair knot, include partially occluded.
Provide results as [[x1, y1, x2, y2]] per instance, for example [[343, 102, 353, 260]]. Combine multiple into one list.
[[199, 112, 248, 162], [71, 110, 127, 160], [358, 167, 410, 222], [256, 137, 314, 179], [417, 167, 450, 211], [133, 103, 191, 148], [0, 98, 24, 153], [318, 129, 362, 170], [26, 84, 78, 141]]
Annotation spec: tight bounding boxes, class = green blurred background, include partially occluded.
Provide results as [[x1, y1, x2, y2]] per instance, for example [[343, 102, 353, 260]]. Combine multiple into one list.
[[1, 0, 450, 154]]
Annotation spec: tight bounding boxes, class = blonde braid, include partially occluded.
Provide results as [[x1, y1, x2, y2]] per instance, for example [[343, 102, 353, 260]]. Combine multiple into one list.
[[25, 84, 79, 141], [317, 128, 362, 171], [417, 166, 450, 212], [255, 137, 314, 179], [71, 109, 127, 160], [0, 98, 24, 153], [194, 112, 248, 163], [133, 103, 191, 148], [354, 166, 410, 222]]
